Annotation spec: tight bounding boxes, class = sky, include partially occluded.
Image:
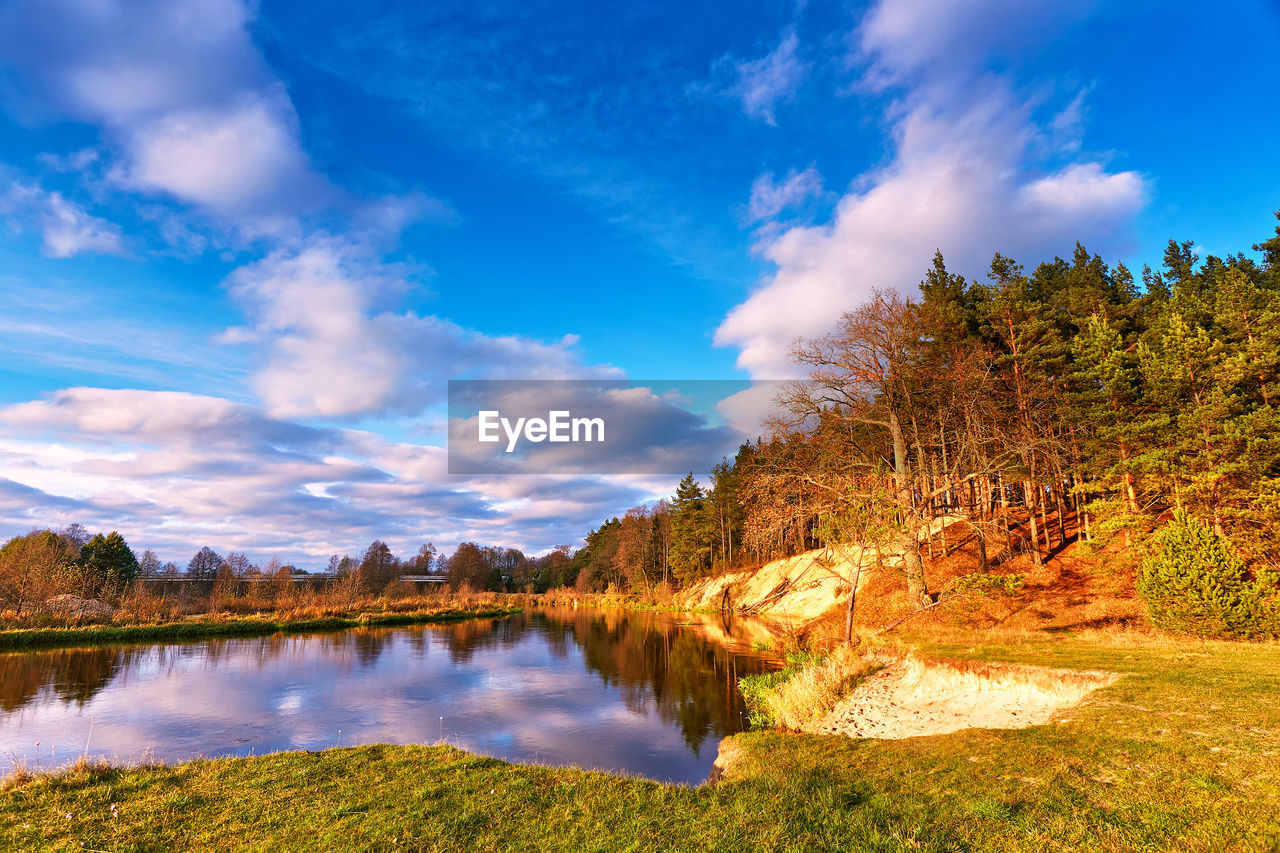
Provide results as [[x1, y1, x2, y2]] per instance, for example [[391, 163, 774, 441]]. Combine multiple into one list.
[[0, 0, 1277, 567]]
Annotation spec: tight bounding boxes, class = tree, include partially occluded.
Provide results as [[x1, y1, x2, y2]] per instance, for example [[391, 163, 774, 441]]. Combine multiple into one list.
[[1138, 511, 1278, 639], [575, 520, 621, 591], [788, 290, 932, 604], [669, 475, 712, 585], [447, 542, 491, 590], [408, 543, 438, 574], [0, 530, 80, 610], [187, 547, 223, 585], [709, 456, 746, 572], [224, 552, 255, 578], [76, 531, 139, 597], [59, 523, 90, 548], [138, 549, 163, 578], [358, 540, 399, 593], [613, 506, 655, 593]]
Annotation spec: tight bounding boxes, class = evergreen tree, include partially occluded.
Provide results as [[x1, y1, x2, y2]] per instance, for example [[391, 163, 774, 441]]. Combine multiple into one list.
[[1138, 511, 1278, 639], [669, 473, 712, 585], [77, 531, 140, 596]]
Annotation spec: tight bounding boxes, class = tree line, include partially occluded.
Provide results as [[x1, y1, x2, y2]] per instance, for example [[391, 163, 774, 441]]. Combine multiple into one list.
[[569, 215, 1280, 605], [4, 215, 1278, 613]]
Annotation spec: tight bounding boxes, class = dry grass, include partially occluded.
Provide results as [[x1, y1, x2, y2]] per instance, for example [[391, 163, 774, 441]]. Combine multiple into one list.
[[0, 763, 33, 792], [741, 644, 881, 730], [0, 582, 518, 632]]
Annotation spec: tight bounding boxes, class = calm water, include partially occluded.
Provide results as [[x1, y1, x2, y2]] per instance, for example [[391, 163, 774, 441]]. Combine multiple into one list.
[[0, 607, 780, 785]]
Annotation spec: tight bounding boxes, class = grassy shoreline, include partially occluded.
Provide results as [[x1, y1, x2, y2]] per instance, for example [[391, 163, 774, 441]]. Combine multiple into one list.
[[3, 628, 1278, 851], [0, 606, 520, 651]]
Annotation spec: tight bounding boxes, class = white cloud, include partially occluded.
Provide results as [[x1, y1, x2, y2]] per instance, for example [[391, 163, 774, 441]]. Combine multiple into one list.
[[855, 0, 1099, 93], [714, 28, 808, 126], [1046, 88, 1090, 154], [0, 181, 125, 258], [716, 0, 1145, 376], [0, 0, 323, 230], [746, 166, 824, 223], [224, 235, 618, 418], [115, 91, 322, 223]]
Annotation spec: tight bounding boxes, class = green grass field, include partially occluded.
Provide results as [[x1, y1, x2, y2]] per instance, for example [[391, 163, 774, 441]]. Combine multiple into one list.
[[4, 629, 1277, 852]]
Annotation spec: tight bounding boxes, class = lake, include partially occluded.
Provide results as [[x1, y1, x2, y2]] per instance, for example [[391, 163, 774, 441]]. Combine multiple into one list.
[[0, 606, 781, 785]]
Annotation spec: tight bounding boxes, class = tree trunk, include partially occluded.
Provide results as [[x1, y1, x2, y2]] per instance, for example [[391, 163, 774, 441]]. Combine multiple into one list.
[[1024, 479, 1044, 569], [973, 519, 988, 572], [1038, 489, 1052, 552], [844, 568, 860, 646], [890, 411, 930, 604], [1053, 482, 1068, 544]]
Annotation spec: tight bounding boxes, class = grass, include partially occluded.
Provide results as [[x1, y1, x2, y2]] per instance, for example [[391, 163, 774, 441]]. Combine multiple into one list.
[[738, 646, 877, 729], [0, 606, 520, 651], [4, 627, 1278, 851]]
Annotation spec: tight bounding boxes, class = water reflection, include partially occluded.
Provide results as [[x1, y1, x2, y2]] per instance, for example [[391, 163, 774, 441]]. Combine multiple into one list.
[[0, 607, 779, 784]]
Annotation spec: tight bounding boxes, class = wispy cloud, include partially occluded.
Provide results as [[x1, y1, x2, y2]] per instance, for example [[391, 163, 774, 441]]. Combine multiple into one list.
[[0, 180, 125, 258], [704, 28, 808, 126], [746, 165, 824, 223]]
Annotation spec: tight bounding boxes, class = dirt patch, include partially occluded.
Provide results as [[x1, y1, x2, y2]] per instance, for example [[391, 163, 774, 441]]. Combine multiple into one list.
[[807, 655, 1117, 739], [44, 595, 115, 620], [706, 737, 743, 784]]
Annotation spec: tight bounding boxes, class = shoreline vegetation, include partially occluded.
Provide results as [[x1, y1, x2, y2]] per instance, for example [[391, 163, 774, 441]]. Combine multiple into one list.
[[0, 603, 521, 651], [4, 627, 1277, 852], [0, 585, 713, 652]]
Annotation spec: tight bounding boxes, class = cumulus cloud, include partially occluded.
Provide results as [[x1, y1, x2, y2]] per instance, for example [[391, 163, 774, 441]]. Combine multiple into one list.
[[708, 28, 808, 125], [0, 181, 125, 258], [222, 236, 617, 418], [0, 0, 324, 229], [113, 91, 320, 223], [716, 0, 1145, 376]]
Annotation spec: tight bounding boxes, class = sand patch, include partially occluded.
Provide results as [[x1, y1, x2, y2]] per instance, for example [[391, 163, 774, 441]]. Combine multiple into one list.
[[807, 655, 1117, 739]]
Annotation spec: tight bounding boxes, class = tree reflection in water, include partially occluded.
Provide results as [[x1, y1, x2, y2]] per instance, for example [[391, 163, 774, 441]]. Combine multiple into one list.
[[0, 607, 779, 780]]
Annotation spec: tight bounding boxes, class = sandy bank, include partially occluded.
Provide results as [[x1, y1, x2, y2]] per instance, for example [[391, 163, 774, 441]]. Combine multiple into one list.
[[806, 655, 1117, 739], [677, 517, 964, 624]]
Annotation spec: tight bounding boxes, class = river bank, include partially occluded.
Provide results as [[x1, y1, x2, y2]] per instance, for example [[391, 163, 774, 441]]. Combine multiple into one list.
[[4, 628, 1277, 852], [0, 605, 520, 650]]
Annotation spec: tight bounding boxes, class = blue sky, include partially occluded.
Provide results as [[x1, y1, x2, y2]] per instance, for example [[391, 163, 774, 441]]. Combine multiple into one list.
[[0, 0, 1277, 566]]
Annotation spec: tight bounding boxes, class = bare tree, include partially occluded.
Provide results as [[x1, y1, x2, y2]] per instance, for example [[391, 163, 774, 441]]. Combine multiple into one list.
[[785, 289, 932, 605]]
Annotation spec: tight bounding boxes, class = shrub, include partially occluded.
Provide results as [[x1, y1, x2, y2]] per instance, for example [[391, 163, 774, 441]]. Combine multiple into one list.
[[1137, 511, 1279, 640], [946, 572, 1025, 597]]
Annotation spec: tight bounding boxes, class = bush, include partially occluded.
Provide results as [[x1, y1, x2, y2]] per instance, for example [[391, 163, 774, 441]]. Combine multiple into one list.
[[1137, 511, 1279, 639], [946, 572, 1025, 596]]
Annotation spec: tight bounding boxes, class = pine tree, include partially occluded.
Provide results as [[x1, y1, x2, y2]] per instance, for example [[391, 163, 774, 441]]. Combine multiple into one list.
[[77, 531, 140, 597], [669, 473, 712, 585], [1138, 511, 1278, 639]]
